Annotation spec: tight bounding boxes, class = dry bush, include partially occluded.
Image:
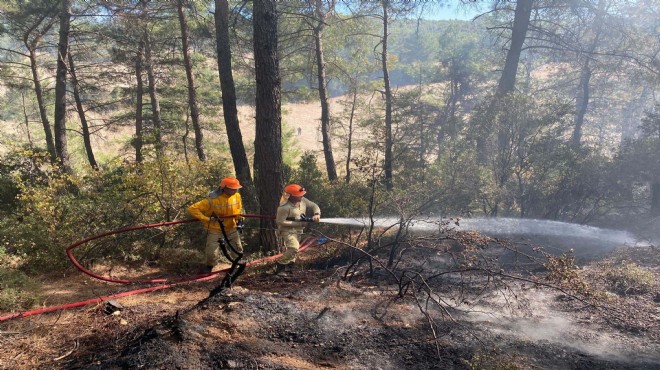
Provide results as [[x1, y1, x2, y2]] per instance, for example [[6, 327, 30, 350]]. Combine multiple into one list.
[[157, 247, 204, 274], [604, 261, 656, 296], [466, 349, 519, 370]]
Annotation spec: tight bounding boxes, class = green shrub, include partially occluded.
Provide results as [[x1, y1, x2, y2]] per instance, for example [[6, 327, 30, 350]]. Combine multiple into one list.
[[287, 152, 371, 218], [0, 151, 232, 273], [0, 266, 41, 311], [0, 148, 50, 214], [605, 261, 656, 295]]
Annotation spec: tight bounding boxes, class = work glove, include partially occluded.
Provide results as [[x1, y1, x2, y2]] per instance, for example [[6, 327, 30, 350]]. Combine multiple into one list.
[[312, 214, 320, 222], [237, 218, 245, 234]]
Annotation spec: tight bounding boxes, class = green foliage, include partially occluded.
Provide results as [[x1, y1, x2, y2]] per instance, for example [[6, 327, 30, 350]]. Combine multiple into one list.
[[0, 149, 230, 273], [390, 87, 443, 183], [436, 21, 495, 83], [612, 105, 660, 217], [232, 73, 257, 104], [0, 266, 41, 311], [463, 93, 623, 220], [0, 148, 51, 213], [292, 152, 324, 188], [370, 87, 624, 222], [282, 120, 301, 166], [0, 0, 655, 283], [425, 141, 483, 215], [639, 103, 660, 140], [538, 150, 625, 222], [287, 152, 370, 218], [617, 105, 660, 183], [604, 261, 656, 296]]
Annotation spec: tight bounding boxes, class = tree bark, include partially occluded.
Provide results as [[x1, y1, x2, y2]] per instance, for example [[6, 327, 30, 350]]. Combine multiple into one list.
[[345, 88, 357, 184], [487, 0, 532, 168], [53, 0, 72, 173], [21, 93, 34, 148], [68, 52, 97, 169], [313, 0, 338, 181], [144, 29, 163, 155], [572, 62, 592, 148], [437, 75, 460, 158], [253, 0, 283, 250], [135, 42, 144, 163], [177, 0, 206, 161], [572, 3, 604, 148], [24, 24, 56, 162], [651, 182, 660, 217], [496, 0, 532, 96], [381, 0, 393, 191], [214, 0, 253, 190]]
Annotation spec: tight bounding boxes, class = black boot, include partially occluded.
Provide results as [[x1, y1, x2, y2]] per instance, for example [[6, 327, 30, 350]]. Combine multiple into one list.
[[274, 263, 287, 275]]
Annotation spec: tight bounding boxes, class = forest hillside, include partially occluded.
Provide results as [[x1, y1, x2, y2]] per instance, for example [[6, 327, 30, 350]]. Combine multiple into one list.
[[1, 1, 659, 369]]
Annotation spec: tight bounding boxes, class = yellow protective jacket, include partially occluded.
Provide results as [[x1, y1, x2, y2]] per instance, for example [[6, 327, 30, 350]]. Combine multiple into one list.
[[188, 192, 243, 232], [276, 198, 320, 235]]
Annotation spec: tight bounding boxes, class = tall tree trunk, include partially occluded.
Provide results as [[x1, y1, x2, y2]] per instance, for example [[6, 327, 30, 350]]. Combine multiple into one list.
[[496, 0, 532, 96], [253, 0, 283, 250], [572, 62, 592, 148], [143, 29, 163, 155], [214, 0, 253, 191], [182, 112, 190, 165], [345, 88, 357, 184], [313, 0, 337, 181], [437, 75, 460, 159], [25, 41, 56, 162], [135, 42, 144, 163], [485, 0, 532, 168], [651, 182, 660, 217], [176, 0, 206, 161], [572, 3, 603, 148], [21, 93, 34, 148], [53, 0, 72, 173], [68, 52, 97, 169], [656, 126, 660, 217], [381, 0, 393, 191]]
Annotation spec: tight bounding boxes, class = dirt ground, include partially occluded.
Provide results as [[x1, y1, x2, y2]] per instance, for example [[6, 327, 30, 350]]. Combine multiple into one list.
[[0, 243, 659, 370]]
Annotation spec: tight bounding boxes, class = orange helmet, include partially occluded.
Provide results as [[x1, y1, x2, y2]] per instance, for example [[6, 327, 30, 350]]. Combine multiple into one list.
[[219, 177, 242, 189], [284, 183, 306, 197]]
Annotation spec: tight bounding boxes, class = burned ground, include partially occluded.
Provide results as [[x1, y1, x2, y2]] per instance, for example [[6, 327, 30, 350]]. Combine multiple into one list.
[[1, 242, 659, 370]]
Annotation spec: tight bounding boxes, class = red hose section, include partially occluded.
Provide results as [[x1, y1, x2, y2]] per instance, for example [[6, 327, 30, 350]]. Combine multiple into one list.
[[0, 235, 320, 322], [65, 214, 275, 285]]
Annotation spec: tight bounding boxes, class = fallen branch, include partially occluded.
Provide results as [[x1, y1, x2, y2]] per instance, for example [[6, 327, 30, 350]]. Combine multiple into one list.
[[53, 340, 79, 361]]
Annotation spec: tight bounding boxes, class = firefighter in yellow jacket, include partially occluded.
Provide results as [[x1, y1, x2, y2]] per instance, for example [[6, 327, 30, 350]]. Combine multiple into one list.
[[275, 184, 321, 273], [188, 177, 244, 273]]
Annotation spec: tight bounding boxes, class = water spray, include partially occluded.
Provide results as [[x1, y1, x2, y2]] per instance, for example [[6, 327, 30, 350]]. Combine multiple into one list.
[[318, 217, 639, 246]]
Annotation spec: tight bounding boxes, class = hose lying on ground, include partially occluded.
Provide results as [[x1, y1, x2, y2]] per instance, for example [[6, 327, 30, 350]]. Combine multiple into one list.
[[0, 215, 324, 322]]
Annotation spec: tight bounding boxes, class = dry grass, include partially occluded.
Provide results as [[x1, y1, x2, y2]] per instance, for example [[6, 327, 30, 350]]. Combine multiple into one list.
[[1, 83, 443, 173]]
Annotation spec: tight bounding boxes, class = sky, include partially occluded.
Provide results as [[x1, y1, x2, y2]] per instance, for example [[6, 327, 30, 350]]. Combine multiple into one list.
[[417, 1, 484, 21]]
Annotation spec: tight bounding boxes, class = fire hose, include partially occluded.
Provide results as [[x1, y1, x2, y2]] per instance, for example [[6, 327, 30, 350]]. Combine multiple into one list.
[[0, 214, 325, 322]]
